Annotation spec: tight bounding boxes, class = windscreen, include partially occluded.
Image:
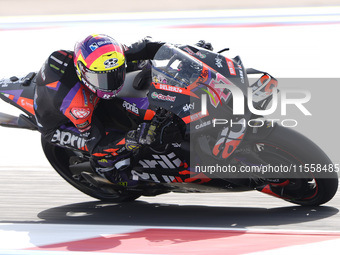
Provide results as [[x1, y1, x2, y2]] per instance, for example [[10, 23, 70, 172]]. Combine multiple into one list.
[[151, 45, 203, 88]]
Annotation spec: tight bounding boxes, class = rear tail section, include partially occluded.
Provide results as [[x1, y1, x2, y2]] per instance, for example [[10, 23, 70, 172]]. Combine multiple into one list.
[[0, 72, 38, 130]]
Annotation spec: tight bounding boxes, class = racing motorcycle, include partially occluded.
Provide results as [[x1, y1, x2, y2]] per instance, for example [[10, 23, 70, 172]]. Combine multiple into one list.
[[0, 44, 338, 206]]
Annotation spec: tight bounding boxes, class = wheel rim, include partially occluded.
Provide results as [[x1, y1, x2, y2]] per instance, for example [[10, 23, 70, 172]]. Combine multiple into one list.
[[254, 143, 319, 202]]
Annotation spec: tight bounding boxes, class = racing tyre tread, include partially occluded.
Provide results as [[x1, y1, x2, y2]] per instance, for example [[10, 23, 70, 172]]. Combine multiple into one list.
[[254, 125, 338, 206]]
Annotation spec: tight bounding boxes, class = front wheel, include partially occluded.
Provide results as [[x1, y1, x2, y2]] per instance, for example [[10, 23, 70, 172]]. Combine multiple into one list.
[[244, 125, 338, 206], [41, 137, 142, 202]]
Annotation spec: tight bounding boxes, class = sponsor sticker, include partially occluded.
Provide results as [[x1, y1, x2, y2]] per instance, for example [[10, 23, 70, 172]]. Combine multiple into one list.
[[226, 59, 236, 75], [151, 92, 176, 102], [104, 58, 119, 68], [122, 101, 139, 115], [71, 108, 91, 119]]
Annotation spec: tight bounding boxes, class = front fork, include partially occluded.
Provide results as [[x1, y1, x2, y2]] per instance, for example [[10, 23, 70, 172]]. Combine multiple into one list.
[[230, 121, 292, 196]]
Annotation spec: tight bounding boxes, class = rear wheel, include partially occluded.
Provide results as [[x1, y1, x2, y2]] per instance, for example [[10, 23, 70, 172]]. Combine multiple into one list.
[[41, 137, 142, 202], [247, 125, 338, 206]]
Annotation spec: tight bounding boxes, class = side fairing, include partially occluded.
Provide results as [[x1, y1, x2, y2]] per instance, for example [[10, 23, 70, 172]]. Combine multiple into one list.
[[0, 73, 36, 116]]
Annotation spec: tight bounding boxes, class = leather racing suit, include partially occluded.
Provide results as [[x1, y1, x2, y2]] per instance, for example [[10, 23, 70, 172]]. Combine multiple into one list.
[[33, 38, 163, 180]]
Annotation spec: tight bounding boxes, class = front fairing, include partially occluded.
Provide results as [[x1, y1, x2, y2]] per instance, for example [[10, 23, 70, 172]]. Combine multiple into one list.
[[149, 44, 249, 134], [180, 45, 249, 91]]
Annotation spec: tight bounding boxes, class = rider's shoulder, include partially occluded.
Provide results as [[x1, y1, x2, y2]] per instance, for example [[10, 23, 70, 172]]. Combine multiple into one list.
[[45, 50, 75, 79], [47, 50, 73, 70], [36, 50, 77, 88], [48, 50, 73, 61]]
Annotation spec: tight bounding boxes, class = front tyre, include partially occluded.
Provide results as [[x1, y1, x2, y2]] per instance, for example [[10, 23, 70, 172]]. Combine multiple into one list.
[[41, 137, 142, 202], [249, 125, 338, 206]]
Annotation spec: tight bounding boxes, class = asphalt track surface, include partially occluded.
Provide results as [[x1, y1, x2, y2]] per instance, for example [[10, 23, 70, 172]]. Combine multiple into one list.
[[0, 167, 339, 231], [1, 2, 340, 254]]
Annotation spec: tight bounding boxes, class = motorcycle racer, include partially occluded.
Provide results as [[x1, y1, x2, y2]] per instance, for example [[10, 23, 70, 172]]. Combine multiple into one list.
[[33, 34, 212, 184], [1, 33, 337, 206]]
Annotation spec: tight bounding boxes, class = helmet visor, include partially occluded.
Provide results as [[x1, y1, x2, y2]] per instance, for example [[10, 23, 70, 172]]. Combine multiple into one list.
[[80, 62, 126, 92]]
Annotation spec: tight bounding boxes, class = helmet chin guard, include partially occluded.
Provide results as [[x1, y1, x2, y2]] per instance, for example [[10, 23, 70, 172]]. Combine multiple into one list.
[[96, 84, 124, 99]]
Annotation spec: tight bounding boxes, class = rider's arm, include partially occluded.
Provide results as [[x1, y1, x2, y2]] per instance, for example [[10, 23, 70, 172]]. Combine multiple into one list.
[[35, 50, 132, 165], [58, 88, 132, 164], [124, 37, 164, 62], [83, 115, 132, 165]]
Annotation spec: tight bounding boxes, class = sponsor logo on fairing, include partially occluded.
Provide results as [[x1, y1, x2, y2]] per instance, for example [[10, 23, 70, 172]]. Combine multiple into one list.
[[139, 153, 182, 169], [151, 92, 176, 102], [189, 111, 206, 122], [196, 51, 207, 59], [183, 47, 195, 55], [159, 84, 183, 93], [172, 143, 181, 148], [238, 65, 245, 83], [183, 102, 194, 112], [226, 59, 236, 75], [131, 170, 176, 183], [215, 56, 223, 68], [195, 120, 212, 130], [183, 47, 206, 59]]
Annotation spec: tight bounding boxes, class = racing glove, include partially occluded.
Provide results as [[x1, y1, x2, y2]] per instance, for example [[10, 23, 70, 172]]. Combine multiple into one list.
[[125, 122, 157, 151], [195, 40, 214, 51]]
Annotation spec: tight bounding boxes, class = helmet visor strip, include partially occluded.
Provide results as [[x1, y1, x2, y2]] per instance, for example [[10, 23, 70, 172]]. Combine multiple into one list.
[[81, 63, 126, 91]]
